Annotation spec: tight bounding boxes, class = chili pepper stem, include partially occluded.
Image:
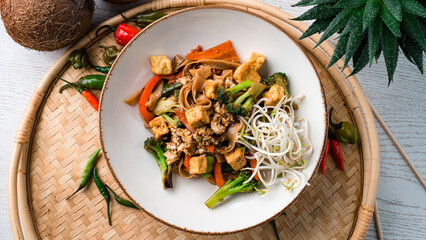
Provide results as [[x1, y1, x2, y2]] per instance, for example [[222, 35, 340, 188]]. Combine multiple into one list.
[[120, 13, 135, 23], [106, 199, 111, 226], [329, 107, 342, 128], [96, 25, 117, 37], [66, 185, 84, 200], [271, 219, 280, 240], [59, 83, 74, 93]]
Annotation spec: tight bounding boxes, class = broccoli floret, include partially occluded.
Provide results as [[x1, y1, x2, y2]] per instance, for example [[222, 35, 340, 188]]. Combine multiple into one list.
[[262, 72, 289, 97], [161, 113, 184, 128], [225, 81, 266, 116], [216, 80, 253, 104], [204, 170, 259, 208], [144, 137, 173, 189]]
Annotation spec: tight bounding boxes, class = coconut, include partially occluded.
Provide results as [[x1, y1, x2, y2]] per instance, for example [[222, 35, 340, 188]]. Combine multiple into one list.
[[0, 0, 94, 51]]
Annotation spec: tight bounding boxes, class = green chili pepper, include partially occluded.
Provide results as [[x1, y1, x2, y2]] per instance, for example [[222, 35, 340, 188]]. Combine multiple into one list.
[[161, 82, 183, 97], [59, 75, 106, 93], [329, 107, 358, 144], [89, 63, 111, 74], [121, 11, 166, 28], [68, 48, 90, 69], [99, 45, 121, 66], [105, 185, 140, 210], [271, 219, 280, 240], [66, 148, 101, 200], [93, 167, 111, 226]]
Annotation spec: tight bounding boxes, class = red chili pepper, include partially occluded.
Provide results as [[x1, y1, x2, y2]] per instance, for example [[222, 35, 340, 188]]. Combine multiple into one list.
[[174, 110, 195, 133], [96, 23, 140, 46], [320, 138, 330, 175], [213, 159, 225, 187], [59, 78, 99, 111], [138, 75, 167, 123], [331, 139, 344, 171]]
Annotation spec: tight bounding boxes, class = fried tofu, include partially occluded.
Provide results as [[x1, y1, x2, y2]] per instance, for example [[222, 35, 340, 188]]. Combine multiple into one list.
[[204, 80, 222, 100], [185, 106, 210, 129], [189, 155, 208, 174], [150, 55, 172, 75], [224, 147, 247, 171], [233, 52, 265, 83], [263, 84, 285, 106], [149, 116, 169, 139]]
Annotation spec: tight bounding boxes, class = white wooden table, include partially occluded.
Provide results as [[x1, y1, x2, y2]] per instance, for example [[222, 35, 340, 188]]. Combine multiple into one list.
[[1, 1, 425, 239]]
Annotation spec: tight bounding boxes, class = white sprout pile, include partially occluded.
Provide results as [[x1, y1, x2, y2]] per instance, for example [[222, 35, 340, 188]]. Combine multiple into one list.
[[237, 95, 313, 192]]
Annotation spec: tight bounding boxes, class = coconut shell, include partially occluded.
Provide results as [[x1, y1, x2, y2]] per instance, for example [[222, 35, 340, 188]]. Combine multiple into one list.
[[0, 0, 94, 51]]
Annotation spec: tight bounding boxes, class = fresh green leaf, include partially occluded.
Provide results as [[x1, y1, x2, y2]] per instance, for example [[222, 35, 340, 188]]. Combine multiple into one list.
[[353, 38, 367, 66], [382, 25, 399, 84], [350, 40, 369, 76], [293, 4, 341, 20], [343, 25, 364, 68], [401, 0, 426, 18], [339, 8, 364, 37], [380, 4, 401, 37], [400, 33, 424, 73], [401, 13, 426, 50], [363, 0, 381, 31], [333, 0, 367, 8], [292, 0, 338, 7], [300, 18, 333, 40], [383, 0, 402, 21], [375, 41, 382, 61], [315, 8, 354, 47], [327, 34, 350, 68], [368, 17, 383, 66]]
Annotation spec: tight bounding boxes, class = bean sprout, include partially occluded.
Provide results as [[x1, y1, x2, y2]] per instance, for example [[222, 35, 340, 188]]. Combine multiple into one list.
[[237, 94, 312, 192]]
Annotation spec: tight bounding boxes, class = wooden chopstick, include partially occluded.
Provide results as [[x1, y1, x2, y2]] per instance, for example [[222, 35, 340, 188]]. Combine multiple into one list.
[[374, 201, 383, 240]]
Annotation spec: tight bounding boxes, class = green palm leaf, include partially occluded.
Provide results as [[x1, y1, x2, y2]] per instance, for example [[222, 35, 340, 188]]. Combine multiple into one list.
[[350, 40, 370, 76], [380, 4, 401, 37], [399, 34, 424, 73], [293, 4, 341, 20], [401, 0, 426, 18], [368, 17, 383, 66], [315, 8, 354, 47], [363, 0, 381, 31], [383, 0, 402, 21], [343, 25, 364, 68], [300, 18, 333, 40], [375, 41, 382, 61], [339, 8, 364, 37], [401, 13, 426, 50], [327, 34, 350, 68], [382, 25, 399, 84], [292, 0, 338, 7], [333, 0, 367, 8]]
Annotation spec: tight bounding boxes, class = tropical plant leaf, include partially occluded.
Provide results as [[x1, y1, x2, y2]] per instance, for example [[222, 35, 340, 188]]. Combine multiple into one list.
[[350, 40, 369, 76], [383, 0, 402, 21], [401, 13, 426, 50], [363, 0, 381, 31], [343, 25, 364, 68], [333, 0, 367, 8], [339, 7, 364, 37], [375, 41, 382, 61], [400, 33, 424, 73], [292, 0, 338, 7], [300, 18, 333, 40], [315, 8, 354, 47], [293, 4, 341, 20], [401, 0, 426, 18], [380, 4, 401, 37], [382, 25, 399, 84], [368, 17, 383, 66], [327, 33, 350, 68], [353, 37, 368, 66]]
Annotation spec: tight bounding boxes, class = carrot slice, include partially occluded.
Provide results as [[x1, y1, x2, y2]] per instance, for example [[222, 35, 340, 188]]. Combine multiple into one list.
[[184, 154, 191, 171], [250, 159, 260, 181], [185, 40, 240, 63], [213, 159, 225, 187], [206, 145, 214, 154]]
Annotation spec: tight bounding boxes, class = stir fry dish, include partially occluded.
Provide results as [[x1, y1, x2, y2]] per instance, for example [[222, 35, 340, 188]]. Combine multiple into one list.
[[129, 41, 312, 208]]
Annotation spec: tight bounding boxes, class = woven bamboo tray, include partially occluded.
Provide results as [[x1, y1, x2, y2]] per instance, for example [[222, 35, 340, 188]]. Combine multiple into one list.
[[9, 0, 380, 239]]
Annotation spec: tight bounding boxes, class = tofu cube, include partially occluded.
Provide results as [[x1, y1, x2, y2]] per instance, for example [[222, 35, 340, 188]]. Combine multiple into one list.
[[150, 55, 172, 75], [185, 106, 210, 129], [204, 80, 222, 100], [224, 148, 247, 171], [233, 52, 265, 83], [263, 84, 285, 106], [189, 155, 208, 174], [149, 116, 169, 139]]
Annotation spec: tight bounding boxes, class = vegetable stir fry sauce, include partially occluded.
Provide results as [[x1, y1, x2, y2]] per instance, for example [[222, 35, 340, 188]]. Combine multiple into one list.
[[127, 41, 312, 208]]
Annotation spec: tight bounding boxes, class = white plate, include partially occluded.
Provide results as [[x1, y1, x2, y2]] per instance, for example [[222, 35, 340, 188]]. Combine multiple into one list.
[[99, 6, 326, 234]]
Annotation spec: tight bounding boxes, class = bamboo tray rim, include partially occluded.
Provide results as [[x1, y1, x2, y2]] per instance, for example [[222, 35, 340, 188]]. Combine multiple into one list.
[[8, 0, 380, 239]]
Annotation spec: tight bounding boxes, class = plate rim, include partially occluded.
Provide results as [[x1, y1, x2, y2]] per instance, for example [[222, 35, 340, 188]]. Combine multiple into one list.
[[99, 5, 327, 235]]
